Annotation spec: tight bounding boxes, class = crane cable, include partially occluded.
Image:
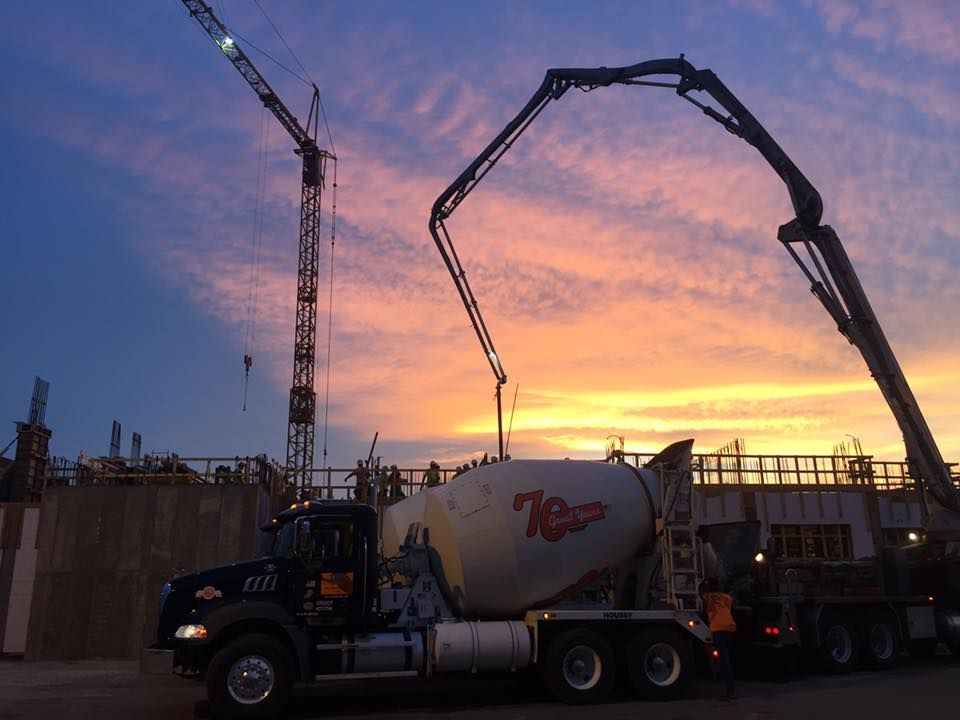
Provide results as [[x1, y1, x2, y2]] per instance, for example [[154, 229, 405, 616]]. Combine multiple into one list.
[[321, 158, 338, 466], [243, 105, 270, 411], [252, 0, 336, 155]]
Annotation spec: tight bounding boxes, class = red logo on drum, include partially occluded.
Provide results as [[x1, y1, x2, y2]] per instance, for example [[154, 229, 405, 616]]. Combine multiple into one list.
[[513, 490, 606, 542]]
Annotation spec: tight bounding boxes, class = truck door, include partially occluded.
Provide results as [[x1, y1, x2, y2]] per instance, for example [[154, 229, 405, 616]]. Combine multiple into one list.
[[291, 515, 366, 628]]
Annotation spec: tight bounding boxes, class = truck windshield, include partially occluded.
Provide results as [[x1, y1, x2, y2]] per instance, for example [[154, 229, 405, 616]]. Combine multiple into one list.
[[272, 522, 296, 558]]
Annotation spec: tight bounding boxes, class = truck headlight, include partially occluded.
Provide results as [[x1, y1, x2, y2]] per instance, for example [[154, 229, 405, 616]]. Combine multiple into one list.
[[175, 624, 208, 640]]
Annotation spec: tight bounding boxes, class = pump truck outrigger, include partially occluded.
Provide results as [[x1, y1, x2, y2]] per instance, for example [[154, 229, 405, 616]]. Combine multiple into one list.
[[145, 57, 960, 718]]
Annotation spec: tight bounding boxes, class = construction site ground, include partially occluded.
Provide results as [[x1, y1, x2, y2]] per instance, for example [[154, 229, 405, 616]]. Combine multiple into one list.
[[0, 655, 957, 720]]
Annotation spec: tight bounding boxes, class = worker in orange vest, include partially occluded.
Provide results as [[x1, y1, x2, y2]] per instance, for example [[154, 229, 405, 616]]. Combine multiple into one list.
[[701, 577, 737, 699]]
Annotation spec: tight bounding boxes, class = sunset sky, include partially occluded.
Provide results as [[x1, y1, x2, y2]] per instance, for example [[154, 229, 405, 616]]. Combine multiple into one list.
[[1, 0, 958, 470]]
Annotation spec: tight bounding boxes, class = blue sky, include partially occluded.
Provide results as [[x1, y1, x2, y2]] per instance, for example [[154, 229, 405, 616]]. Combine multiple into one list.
[[1, 1, 958, 470]]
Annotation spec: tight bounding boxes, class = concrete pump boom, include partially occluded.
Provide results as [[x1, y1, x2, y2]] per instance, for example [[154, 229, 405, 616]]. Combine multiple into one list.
[[429, 55, 960, 528]]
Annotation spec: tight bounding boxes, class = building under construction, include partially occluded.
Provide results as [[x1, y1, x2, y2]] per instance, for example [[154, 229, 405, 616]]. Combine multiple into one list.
[[2, 428, 954, 655]]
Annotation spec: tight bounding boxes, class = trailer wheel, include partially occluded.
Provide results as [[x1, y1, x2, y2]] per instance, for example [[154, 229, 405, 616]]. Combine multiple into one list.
[[860, 613, 898, 669], [817, 612, 860, 674], [543, 628, 616, 705], [625, 627, 694, 701], [206, 633, 294, 720]]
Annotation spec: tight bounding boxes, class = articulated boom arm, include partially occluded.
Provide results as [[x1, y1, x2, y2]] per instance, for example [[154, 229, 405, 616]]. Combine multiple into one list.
[[430, 56, 960, 518]]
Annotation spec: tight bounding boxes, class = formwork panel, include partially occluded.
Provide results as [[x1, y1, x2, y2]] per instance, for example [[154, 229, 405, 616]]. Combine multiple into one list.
[[26, 485, 261, 660]]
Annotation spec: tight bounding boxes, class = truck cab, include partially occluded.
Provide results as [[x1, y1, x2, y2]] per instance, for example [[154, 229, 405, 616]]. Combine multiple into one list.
[[150, 502, 379, 714]]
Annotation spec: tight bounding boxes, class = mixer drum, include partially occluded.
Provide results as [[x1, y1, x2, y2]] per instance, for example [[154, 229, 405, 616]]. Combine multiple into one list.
[[412, 460, 660, 618]]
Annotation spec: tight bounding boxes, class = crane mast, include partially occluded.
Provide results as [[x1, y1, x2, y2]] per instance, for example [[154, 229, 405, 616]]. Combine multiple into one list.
[[430, 56, 960, 530], [181, 0, 334, 490]]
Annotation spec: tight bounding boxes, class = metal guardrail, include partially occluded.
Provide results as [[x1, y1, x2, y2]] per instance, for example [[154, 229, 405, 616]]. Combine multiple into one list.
[[43, 451, 959, 498], [45, 454, 283, 488], [619, 452, 959, 491]]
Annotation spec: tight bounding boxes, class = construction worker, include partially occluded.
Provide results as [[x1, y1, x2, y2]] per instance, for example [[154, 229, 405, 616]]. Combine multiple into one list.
[[387, 464, 404, 499], [701, 577, 737, 699], [345, 460, 370, 503], [423, 461, 441, 488]]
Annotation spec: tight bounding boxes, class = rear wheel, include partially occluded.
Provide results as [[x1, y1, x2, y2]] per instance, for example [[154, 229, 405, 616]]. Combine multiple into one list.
[[817, 612, 860, 674], [860, 613, 898, 669], [625, 627, 694, 701], [542, 628, 616, 705], [206, 633, 294, 720]]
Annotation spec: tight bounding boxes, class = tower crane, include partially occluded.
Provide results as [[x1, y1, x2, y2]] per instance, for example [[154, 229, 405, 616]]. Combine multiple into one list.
[[430, 56, 960, 535], [181, 0, 335, 490]]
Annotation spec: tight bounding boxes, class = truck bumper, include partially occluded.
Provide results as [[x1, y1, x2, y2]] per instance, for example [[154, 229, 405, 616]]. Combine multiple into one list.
[[140, 646, 174, 675]]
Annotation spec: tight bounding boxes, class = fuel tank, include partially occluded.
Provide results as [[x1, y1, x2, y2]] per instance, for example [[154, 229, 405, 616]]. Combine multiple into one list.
[[383, 460, 661, 618]]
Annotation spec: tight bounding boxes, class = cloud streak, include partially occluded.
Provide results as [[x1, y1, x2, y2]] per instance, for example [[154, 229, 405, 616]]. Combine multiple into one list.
[[3, 1, 958, 466]]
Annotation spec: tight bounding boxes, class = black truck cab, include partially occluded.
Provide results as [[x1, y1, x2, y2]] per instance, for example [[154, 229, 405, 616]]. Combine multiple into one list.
[[153, 501, 379, 690]]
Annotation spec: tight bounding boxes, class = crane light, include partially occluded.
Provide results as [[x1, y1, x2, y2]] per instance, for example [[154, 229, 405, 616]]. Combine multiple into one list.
[[754, 552, 766, 563], [907, 532, 919, 542], [220, 36, 235, 51]]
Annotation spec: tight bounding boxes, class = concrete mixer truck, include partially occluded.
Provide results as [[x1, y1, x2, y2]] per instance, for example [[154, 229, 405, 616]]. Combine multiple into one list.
[[145, 443, 717, 718]]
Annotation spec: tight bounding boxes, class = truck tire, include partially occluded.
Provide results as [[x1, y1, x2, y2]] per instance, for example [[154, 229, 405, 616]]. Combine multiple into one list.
[[206, 633, 294, 720], [625, 626, 694, 700], [816, 611, 860, 674], [860, 612, 898, 669], [543, 628, 616, 705]]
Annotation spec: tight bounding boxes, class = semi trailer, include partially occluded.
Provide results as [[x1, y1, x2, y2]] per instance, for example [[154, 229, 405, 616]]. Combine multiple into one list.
[[147, 442, 721, 718]]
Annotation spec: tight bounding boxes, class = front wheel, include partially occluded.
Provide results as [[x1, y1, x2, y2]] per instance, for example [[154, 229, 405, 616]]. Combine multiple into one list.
[[625, 626, 694, 700], [542, 628, 617, 705], [206, 633, 294, 719]]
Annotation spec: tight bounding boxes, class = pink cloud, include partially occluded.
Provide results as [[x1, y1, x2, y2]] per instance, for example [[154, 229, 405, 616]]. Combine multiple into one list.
[[809, 0, 960, 63], [9, 3, 960, 465]]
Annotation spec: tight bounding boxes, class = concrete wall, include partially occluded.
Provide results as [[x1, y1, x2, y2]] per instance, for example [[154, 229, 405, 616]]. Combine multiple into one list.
[[0, 504, 41, 654], [25, 484, 265, 660], [693, 486, 927, 560]]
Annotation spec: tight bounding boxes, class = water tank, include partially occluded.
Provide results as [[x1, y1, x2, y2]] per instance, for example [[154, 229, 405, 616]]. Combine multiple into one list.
[[384, 460, 661, 618]]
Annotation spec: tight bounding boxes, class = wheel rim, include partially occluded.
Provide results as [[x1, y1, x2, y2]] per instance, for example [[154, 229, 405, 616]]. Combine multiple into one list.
[[643, 642, 681, 687], [562, 644, 603, 690], [868, 623, 894, 660], [825, 625, 853, 664], [226, 654, 275, 705]]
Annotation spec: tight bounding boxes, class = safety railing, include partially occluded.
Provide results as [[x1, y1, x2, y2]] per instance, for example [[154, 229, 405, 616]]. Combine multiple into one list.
[[618, 452, 959, 491], [44, 454, 283, 489], [44, 452, 958, 497]]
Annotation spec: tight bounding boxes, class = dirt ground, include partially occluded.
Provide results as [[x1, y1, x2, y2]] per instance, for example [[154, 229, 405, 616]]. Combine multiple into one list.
[[0, 655, 958, 719]]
